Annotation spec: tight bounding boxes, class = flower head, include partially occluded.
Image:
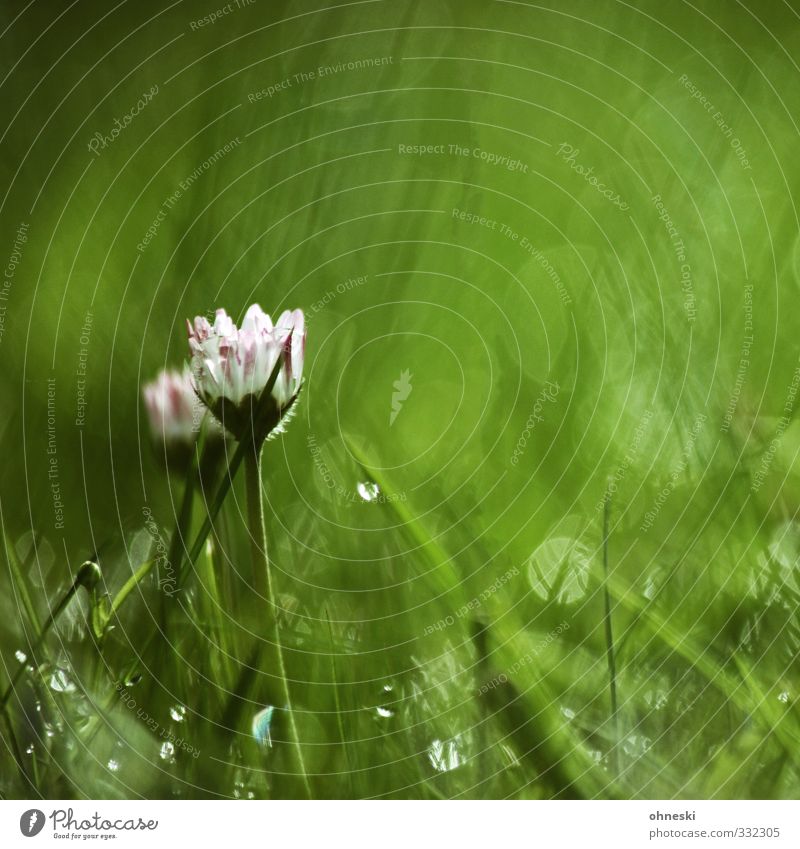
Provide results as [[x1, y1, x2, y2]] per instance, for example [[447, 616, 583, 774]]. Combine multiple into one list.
[[142, 364, 207, 446], [187, 304, 305, 440]]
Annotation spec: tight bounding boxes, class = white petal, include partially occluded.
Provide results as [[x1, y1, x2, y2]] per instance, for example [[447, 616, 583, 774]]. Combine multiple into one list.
[[242, 303, 273, 335]]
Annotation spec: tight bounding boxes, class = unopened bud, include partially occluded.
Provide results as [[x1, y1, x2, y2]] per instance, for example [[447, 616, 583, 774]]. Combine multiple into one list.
[[76, 560, 102, 591]]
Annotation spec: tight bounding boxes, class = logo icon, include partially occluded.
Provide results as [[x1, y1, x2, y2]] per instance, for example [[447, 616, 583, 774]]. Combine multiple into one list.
[[389, 369, 413, 426], [19, 809, 45, 837]]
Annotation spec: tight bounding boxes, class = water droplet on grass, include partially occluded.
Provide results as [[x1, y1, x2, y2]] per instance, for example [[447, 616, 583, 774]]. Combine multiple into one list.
[[527, 536, 592, 603], [159, 741, 175, 763], [428, 736, 464, 772], [170, 705, 186, 722], [49, 667, 76, 693], [357, 481, 380, 502]]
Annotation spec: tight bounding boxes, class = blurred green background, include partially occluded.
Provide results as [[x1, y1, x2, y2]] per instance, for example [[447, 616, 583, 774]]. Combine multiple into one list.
[[1, 0, 799, 799]]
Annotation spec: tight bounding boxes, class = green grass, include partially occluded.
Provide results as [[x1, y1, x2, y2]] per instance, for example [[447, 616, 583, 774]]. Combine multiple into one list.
[[2, 0, 800, 799]]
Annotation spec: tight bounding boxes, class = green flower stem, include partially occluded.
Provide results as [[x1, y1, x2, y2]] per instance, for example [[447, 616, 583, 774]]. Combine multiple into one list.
[[107, 559, 155, 623], [244, 442, 311, 800], [245, 451, 268, 599], [159, 464, 197, 626]]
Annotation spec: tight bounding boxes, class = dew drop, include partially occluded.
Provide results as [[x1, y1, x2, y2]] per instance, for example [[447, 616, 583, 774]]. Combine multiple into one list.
[[357, 481, 380, 502], [428, 736, 464, 772], [49, 667, 76, 694], [170, 704, 186, 722], [527, 536, 591, 604], [159, 741, 175, 763]]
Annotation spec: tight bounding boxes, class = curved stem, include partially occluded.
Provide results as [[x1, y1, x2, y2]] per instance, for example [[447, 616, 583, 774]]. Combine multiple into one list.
[[159, 466, 196, 628], [167, 464, 200, 584], [244, 444, 311, 800], [165, 466, 196, 590], [245, 453, 268, 599], [108, 559, 155, 622]]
